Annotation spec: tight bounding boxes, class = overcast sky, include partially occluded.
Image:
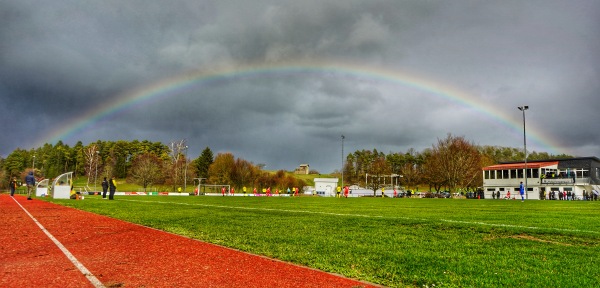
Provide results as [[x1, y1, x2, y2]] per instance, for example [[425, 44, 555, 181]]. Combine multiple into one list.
[[2, 0, 599, 173]]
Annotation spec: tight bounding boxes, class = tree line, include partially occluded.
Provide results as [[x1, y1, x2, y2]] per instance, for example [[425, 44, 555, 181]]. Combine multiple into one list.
[[0, 135, 572, 192], [340, 134, 572, 195], [0, 139, 306, 192]]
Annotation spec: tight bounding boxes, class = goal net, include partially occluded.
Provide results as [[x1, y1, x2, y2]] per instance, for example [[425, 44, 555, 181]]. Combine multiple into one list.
[[197, 184, 231, 195]]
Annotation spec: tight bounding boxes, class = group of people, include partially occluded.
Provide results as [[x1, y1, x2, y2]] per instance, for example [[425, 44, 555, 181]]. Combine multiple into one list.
[[491, 181, 526, 201], [540, 190, 598, 201], [9, 171, 118, 201], [8, 171, 37, 200], [101, 177, 117, 200], [217, 186, 301, 197], [541, 190, 574, 200], [583, 190, 599, 201], [335, 186, 351, 198]]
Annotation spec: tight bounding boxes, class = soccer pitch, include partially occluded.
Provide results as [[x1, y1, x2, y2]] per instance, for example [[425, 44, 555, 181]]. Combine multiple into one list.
[[48, 196, 600, 287]]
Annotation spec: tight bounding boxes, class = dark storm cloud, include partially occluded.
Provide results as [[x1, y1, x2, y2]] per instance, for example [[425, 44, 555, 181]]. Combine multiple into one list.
[[1, 0, 599, 172]]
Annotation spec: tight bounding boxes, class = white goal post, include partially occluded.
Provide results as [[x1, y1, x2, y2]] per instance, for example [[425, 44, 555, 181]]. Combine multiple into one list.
[[197, 184, 231, 195]]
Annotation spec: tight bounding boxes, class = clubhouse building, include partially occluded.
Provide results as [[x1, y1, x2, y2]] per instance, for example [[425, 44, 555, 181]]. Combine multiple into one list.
[[482, 157, 600, 200]]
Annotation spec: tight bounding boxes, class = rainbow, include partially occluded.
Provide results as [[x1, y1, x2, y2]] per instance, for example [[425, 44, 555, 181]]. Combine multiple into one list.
[[37, 60, 564, 154]]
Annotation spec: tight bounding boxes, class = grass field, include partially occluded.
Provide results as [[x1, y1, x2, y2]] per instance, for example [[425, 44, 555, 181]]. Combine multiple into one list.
[[44, 196, 600, 287]]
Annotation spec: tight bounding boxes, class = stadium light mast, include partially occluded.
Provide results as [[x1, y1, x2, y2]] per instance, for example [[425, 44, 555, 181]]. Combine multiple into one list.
[[518, 105, 529, 198], [32, 155, 35, 174], [94, 151, 99, 192], [341, 135, 345, 188], [184, 146, 189, 193]]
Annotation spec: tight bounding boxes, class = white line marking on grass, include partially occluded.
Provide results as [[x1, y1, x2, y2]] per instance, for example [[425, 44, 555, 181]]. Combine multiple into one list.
[[439, 219, 600, 235], [12, 198, 106, 288], [121, 199, 386, 218], [121, 199, 600, 235]]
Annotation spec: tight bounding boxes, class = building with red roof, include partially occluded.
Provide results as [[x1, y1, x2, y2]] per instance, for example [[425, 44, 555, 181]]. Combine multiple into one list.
[[482, 157, 600, 200]]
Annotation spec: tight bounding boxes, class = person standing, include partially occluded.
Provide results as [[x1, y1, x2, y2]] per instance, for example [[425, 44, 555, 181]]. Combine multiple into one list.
[[101, 177, 109, 199], [558, 190, 563, 201], [25, 171, 35, 200], [344, 186, 349, 198], [108, 177, 117, 200], [519, 181, 525, 202], [9, 177, 17, 197]]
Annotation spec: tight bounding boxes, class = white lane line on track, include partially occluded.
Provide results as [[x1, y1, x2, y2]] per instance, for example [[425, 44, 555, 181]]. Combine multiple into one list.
[[12, 197, 106, 288], [121, 198, 600, 235]]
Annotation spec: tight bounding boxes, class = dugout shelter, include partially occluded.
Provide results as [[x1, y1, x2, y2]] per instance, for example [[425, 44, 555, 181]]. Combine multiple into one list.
[[53, 172, 74, 199]]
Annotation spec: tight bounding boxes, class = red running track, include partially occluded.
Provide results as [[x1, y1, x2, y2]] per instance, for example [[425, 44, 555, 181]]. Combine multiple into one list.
[[0, 195, 381, 288]]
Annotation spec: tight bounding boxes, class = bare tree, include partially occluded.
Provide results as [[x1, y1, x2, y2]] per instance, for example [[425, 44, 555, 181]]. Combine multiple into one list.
[[168, 139, 187, 190], [83, 145, 99, 187], [128, 152, 164, 192], [233, 158, 257, 188], [425, 134, 481, 193], [421, 153, 447, 192]]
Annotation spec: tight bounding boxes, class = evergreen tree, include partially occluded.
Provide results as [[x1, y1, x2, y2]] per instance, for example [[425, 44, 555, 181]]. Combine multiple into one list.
[[194, 147, 214, 179]]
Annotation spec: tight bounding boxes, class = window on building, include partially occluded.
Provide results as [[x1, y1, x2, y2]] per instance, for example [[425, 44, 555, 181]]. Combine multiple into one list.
[[517, 169, 524, 178], [490, 170, 495, 179], [503, 170, 509, 179], [532, 169, 539, 178], [485, 170, 489, 179], [511, 169, 517, 178], [497, 170, 503, 179]]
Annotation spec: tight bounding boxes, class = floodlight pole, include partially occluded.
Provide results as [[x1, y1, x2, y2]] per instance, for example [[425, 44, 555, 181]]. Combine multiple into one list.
[[94, 151, 99, 192], [32, 155, 35, 174], [518, 105, 529, 198], [184, 146, 189, 193], [341, 135, 345, 188]]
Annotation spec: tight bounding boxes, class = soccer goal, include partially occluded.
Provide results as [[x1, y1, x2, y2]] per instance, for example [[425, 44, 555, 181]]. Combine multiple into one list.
[[197, 184, 230, 196]]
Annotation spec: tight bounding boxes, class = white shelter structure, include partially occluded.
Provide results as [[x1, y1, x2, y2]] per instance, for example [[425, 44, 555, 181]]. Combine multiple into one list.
[[53, 172, 74, 199], [314, 178, 339, 197], [36, 179, 49, 197]]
